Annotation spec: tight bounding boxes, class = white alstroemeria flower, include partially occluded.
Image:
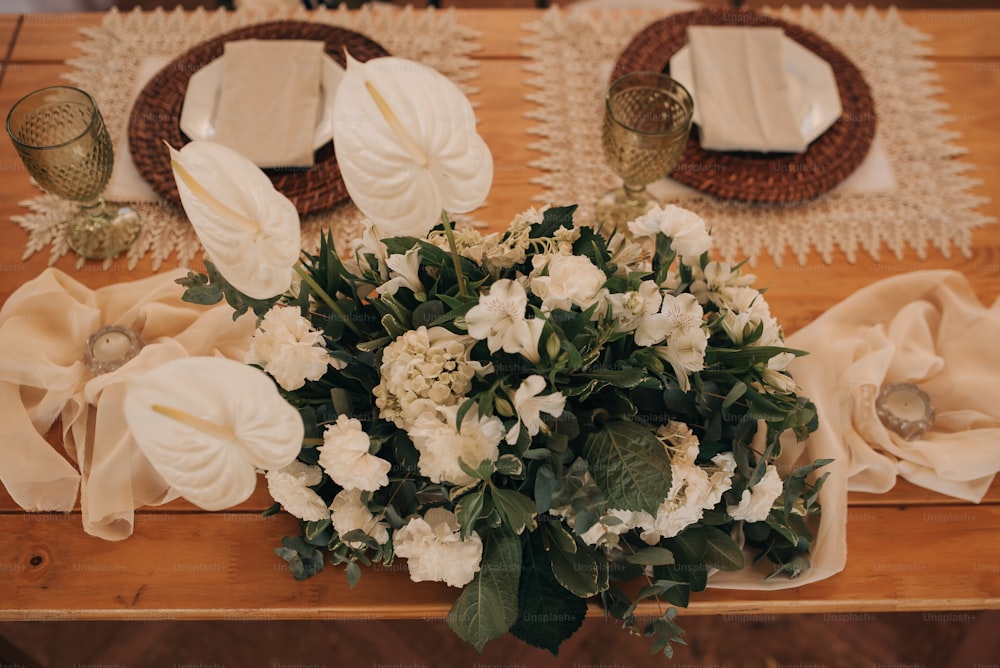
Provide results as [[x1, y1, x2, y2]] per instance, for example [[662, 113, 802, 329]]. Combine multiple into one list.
[[393, 507, 483, 588], [635, 292, 704, 347], [530, 254, 608, 313], [123, 357, 303, 511], [465, 279, 544, 362], [728, 464, 784, 522], [169, 141, 300, 300], [265, 461, 328, 522], [654, 328, 708, 393], [330, 488, 390, 549], [380, 246, 425, 298], [607, 280, 661, 334], [408, 404, 504, 486], [761, 351, 798, 394], [246, 305, 342, 391], [505, 374, 566, 445], [628, 205, 712, 265], [331, 54, 493, 237], [351, 219, 390, 280], [318, 415, 390, 492]]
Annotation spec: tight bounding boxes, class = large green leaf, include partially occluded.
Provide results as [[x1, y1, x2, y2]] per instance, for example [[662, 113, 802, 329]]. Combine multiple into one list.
[[510, 532, 588, 655], [446, 528, 521, 652], [582, 420, 672, 514], [544, 524, 608, 598]]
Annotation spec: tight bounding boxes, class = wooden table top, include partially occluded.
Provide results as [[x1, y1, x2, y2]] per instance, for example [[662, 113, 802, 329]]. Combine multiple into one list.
[[0, 7, 998, 621]]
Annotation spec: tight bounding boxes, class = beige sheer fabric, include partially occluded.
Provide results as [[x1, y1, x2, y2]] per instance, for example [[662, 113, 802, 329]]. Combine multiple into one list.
[[0, 269, 255, 540]]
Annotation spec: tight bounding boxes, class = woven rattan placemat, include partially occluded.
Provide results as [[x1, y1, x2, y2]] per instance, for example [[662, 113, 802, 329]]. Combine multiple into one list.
[[613, 8, 876, 203], [128, 20, 388, 216]]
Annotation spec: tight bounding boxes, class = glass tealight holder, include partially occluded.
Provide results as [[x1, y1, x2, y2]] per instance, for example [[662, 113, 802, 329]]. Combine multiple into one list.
[[875, 383, 935, 441], [84, 325, 144, 375]]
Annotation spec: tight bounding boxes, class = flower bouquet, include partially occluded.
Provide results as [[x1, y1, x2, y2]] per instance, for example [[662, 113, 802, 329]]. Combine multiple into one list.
[[123, 55, 825, 657]]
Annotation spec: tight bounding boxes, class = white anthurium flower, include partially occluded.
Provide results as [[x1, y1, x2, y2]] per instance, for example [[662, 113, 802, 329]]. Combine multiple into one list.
[[332, 54, 493, 237], [505, 374, 566, 445], [169, 141, 301, 300], [465, 279, 544, 361], [123, 357, 303, 511]]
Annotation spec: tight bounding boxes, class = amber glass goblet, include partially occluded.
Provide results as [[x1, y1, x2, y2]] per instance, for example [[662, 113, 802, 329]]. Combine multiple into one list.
[[595, 72, 693, 237], [6, 86, 139, 260]]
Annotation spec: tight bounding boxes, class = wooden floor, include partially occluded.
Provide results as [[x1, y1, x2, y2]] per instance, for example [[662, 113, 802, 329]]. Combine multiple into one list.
[[2, 611, 1000, 667]]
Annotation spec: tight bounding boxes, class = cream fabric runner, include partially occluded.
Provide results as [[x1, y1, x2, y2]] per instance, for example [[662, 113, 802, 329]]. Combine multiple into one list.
[[524, 5, 994, 265], [12, 5, 480, 270]]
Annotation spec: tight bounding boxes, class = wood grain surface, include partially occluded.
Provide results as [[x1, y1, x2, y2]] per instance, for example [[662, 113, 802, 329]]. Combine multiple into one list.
[[1, 7, 998, 621]]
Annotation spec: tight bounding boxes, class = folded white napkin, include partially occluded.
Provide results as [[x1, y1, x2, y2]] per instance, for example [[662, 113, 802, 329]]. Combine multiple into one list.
[[0, 269, 255, 540], [213, 39, 325, 168], [785, 270, 1000, 503], [687, 26, 808, 153]]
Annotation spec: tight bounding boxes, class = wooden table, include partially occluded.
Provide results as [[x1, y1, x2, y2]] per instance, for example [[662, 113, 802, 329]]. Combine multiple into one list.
[[1, 8, 998, 623]]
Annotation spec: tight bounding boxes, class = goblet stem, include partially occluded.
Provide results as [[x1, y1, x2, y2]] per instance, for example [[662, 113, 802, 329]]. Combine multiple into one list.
[[65, 197, 141, 261]]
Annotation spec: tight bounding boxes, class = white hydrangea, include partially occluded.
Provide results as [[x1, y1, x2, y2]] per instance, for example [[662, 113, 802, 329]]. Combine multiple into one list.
[[628, 204, 712, 265], [393, 508, 483, 588], [318, 415, 390, 492], [330, 488, 389, 549], [530, 254, 608, 313], [408, 405, 505, 486], [373, 326, 479, 430], [265, 461, 328, 522], [246, 305, 343, 391], [728, 464, 784, 522]]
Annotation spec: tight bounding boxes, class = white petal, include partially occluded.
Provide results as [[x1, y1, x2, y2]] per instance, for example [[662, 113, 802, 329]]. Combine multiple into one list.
[[332, 56, 492, 237], [170, 141, 300, 299], [124, 357, 303, 510]]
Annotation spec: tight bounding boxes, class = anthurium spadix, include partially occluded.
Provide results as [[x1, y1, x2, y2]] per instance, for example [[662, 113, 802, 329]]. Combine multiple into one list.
[[332, 54, 493, 237], [169, 141, 300, 300], [123, 357, 304, 511]]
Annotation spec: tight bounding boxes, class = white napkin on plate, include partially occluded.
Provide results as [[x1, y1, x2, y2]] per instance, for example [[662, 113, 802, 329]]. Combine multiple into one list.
[[687, 26, 808, 153], [213, 39, 325, 168]]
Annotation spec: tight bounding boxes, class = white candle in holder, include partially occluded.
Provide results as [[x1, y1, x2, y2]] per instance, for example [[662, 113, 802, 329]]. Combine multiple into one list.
[[85, 325, 143, 374], [876, 383, 935, 441], [91, 330, 134, 363]]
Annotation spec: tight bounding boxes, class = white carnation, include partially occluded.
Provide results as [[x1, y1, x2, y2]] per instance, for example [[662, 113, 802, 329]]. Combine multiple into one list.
[[265, 461, 328, 522], [393, 508, 483, 588], [330, 488, 389, 548], [408, 405, 504, 485], [728, 464, 784, 522], [628, 205, 712, 265], [318, 415, 390, 492], [246, 305, 342, 391], [530, 254, 608, 313]]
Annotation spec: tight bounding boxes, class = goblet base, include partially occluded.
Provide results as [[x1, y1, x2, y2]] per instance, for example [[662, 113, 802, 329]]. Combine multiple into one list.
[[595, 187, 661, 238], [65, 205, 140, 260]]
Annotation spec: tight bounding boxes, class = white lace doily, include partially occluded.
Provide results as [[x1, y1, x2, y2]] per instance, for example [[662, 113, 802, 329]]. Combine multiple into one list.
[[523, 5, 994, 265], [13, 6, 481, 270]]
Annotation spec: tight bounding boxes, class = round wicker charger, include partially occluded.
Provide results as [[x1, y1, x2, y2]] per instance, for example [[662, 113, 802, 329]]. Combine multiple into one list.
[[128, 21, 389, 216], [613, 8, 876, 203]]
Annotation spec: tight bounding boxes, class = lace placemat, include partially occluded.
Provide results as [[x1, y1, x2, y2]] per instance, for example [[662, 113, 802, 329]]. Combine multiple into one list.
[[13, 6, 481, 270], [523, 5, 994, 265]]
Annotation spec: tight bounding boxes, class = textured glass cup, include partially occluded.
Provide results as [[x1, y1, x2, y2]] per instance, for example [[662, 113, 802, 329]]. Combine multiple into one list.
[[6, 86, 139, 260], [595, 72, 693, 237]]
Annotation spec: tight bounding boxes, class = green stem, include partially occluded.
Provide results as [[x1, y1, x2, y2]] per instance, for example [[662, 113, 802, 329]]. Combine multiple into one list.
[[440, 210, 469, 298], [293, 263, 363, 337]]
